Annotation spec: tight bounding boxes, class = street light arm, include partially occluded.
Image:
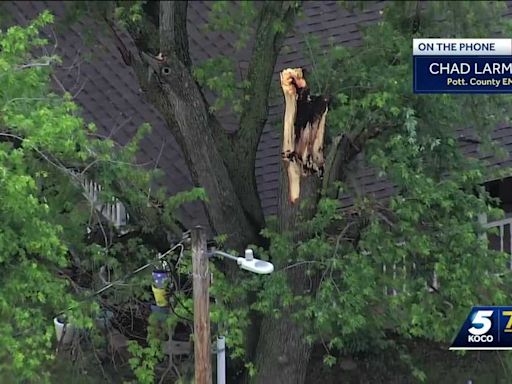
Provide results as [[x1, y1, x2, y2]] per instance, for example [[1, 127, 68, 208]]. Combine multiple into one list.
[[208, 250, 239, 262], [208, 249, 274, 275]]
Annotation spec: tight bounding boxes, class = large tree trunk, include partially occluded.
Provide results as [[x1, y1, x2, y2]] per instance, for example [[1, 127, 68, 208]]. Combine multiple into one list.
[[251, 125, 387, 384], [252, 268, 314, 384], [109, 1, 297, 250], [253, 168, 321, 384]]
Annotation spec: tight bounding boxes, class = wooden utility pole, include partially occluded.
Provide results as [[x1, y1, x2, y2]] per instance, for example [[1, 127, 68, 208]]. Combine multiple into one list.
[[191, 226, 212, 384]]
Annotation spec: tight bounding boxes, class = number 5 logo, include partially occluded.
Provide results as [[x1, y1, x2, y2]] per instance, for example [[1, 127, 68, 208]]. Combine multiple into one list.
[[469, 310, 493, 335]]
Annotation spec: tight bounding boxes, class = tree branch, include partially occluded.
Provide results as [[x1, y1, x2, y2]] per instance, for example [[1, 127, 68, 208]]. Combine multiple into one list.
[[104, 16, 135, 67], [159, 1, 191, 67], [323, 124, 392, 196], [222, 2, 299, 229], [117, 45, 259, 251], [0, 130, 182, 249], [236, 2, 298, 149]]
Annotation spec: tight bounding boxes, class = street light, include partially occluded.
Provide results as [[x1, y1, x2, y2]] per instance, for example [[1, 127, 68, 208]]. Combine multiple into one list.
[[191, 227, 274, 384], [209, 249, 274, 275]]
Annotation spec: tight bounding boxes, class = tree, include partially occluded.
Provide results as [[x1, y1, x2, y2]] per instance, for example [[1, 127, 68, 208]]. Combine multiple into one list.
[[0, 13, 93, 381], [0, 10, 200, 382], [98, 2, 512, 383], [4, 1, 512, 383]]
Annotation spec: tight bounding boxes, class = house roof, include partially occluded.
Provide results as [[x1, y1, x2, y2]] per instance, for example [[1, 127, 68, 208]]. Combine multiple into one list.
[[4, 1, 512, 230], [4, 0, 211, 228], [338, 126, 512, 209]]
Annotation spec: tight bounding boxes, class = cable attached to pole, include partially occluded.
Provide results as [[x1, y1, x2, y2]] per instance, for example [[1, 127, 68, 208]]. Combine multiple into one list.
[[55, 236, 188, 318]]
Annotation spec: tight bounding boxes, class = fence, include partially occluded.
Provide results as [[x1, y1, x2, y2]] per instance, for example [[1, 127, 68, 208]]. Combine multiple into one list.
[[382, 216, 512, 296], [483, 216, 512, 269], [72, 171, 129, 229]]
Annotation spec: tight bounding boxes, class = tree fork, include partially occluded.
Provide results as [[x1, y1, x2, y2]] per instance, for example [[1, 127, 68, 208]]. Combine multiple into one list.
[[109, 1, 258, 249]]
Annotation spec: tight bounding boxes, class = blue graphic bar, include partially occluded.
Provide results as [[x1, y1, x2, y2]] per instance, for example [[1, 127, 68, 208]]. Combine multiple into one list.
[[450, 306, 512, 350], [414, 56, 512, 93]]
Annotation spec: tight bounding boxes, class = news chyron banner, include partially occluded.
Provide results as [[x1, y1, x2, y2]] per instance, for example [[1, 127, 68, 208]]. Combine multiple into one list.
[[413, 39, 512, 93], [450, 306, 512, 350]]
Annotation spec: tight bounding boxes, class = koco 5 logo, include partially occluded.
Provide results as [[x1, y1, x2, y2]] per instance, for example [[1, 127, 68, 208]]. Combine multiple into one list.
[[468, 310, 493, 342], [451, 306, 512, 350]]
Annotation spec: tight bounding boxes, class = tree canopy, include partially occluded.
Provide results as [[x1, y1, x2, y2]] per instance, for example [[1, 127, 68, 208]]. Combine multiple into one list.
[[2, 1, 512, 383]]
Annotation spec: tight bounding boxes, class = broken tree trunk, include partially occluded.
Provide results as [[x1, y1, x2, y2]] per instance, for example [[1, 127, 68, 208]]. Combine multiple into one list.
[[280, 68, 329, 204], [252, 68, 330, 384]]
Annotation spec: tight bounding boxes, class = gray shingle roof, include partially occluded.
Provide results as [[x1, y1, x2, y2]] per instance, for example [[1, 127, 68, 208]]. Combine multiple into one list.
[[338, 126, 512, 209], [4, 1, 210, 228], [4, 1, 512, 230], [187, 1, 387, 215]]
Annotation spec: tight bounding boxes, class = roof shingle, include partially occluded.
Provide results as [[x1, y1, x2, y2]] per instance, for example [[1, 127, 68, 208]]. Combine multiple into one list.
[[4, 0, 512, 229]]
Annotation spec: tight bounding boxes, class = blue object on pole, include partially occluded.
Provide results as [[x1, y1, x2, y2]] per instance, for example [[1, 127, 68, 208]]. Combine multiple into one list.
[[152, 270, 170, 288]]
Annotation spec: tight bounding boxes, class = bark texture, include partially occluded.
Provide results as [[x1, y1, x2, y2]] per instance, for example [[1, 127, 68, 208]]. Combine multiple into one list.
[[253, 169, 321, 384], [142, 60, 258, 249], [251, 65, 389, 383], [109, 1, 297, 250], [230, 2, 297, 229], [251, 123, 390, 384]]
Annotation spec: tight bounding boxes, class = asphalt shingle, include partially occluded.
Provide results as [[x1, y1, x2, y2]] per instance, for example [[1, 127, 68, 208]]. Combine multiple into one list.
[[4, 0, 210, 228], [4, 0, 512, 229]]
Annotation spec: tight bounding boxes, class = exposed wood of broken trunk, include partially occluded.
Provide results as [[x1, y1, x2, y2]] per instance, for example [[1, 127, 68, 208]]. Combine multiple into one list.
[[280, 68, 328, 204]]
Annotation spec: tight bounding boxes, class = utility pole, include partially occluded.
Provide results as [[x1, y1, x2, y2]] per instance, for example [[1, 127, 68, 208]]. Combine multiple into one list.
[[191, 226, 212, 384]]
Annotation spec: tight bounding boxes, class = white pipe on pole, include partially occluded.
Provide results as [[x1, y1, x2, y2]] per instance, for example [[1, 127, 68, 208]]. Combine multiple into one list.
[[217, 336, 226, 384]]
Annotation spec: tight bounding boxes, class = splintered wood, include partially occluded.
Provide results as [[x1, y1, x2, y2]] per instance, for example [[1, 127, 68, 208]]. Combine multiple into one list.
[[280, 68, 329, 204]]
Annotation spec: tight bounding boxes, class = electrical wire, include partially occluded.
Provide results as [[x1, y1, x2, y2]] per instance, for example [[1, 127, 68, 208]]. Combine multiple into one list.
[[92, 242, 184, 296], [55, 238, 187, 318]]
